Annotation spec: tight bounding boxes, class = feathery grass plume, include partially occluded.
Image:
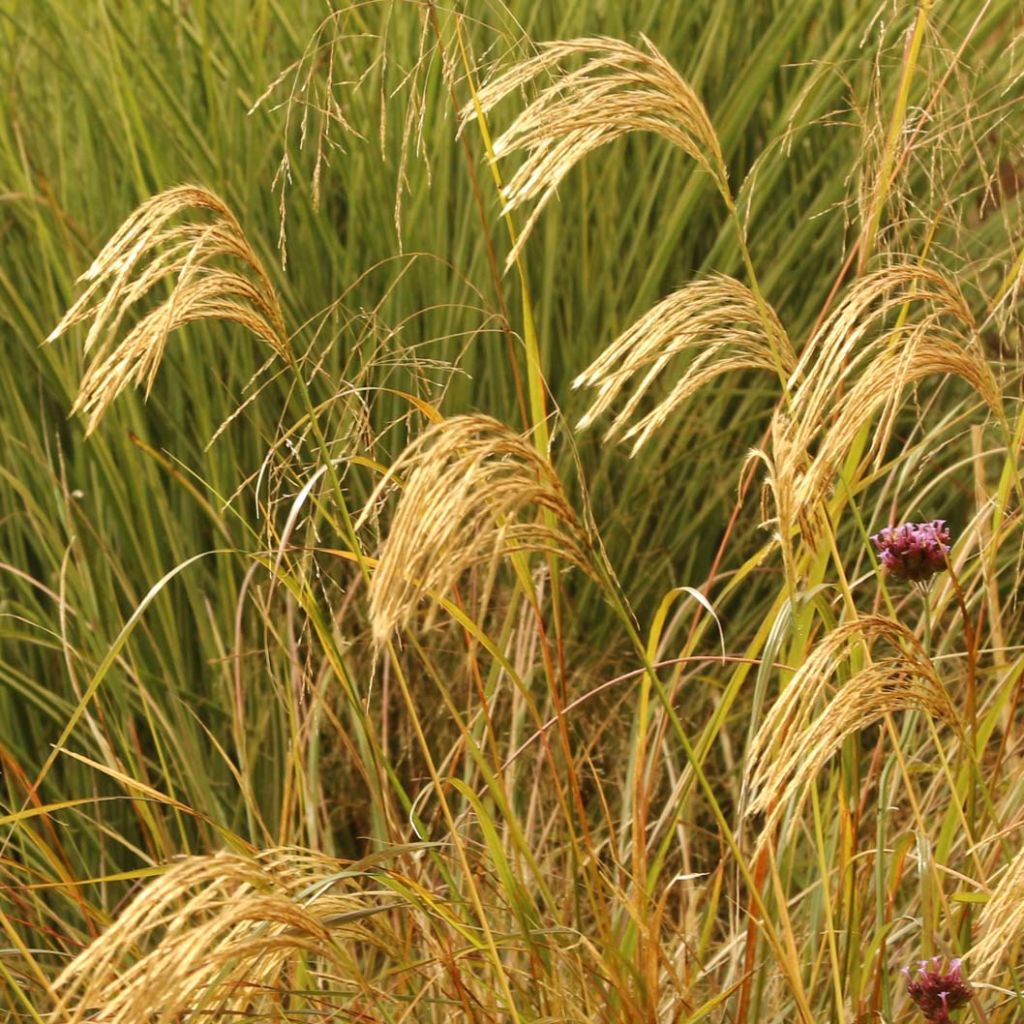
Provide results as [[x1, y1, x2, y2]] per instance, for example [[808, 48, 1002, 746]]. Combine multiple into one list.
[[785, 331, 1000, 521], [788, 265, 980, 429], [764, 264, 1000, 545], [459, 35, 727, 269], [48, 185, 288, 433], [52, 848, 397, 1024], [971, 845, 1024, 978], [361, 414, 591, 646], [573, 275, 795, 454], [746, 616, 960, 848]]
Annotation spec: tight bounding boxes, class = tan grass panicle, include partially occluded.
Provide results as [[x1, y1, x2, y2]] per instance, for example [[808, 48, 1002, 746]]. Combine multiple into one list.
[[48, 185, 288, 433], [971, 845, 1024, 978], [460, 36, 727, 269], [360, 414, 591, 646], [746, 616, 960, 850], [52, 848, 395, 1024], [787, 264, 992, 440], [250, 3, 436, 258], [763, 264, 1000, 553], [573, 275, 794, 454]]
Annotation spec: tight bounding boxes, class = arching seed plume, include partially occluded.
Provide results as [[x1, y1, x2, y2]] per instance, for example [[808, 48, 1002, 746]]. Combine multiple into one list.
[[460, 35, 728, 269], [763, 263, 1000, 554], [971, 846, 1024, 979], [573, 275, 795, 455], [52, 849, 393, 1024], [746, 616, 960, 851], [360, 415, 591, 646], [48, 184, 288, 433]]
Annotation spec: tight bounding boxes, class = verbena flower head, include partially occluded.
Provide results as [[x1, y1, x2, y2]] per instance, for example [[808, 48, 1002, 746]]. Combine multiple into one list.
[[871, 520, 951, 583], [903, 956, 972, 1023]]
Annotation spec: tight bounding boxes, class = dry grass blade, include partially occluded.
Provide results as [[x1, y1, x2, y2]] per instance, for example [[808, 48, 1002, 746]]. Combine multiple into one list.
[[573, 275, 794, 453], [52, 848, 399, 1024], [361, 414, 591, 646], [48, 184, 288, 433], [746, 616, 960, 848], [971, 846, 1024, 978], [460, 36, 727, 268]]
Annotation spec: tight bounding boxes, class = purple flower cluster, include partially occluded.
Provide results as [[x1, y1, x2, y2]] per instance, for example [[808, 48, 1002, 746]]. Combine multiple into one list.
[[871, 520, 951, 583], [903, 957, 972, 1023]]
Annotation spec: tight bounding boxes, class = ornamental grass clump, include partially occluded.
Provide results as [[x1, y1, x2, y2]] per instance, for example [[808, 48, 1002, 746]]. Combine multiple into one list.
[[871, 520, 951, 583], [7, 3, 1024, 1024]]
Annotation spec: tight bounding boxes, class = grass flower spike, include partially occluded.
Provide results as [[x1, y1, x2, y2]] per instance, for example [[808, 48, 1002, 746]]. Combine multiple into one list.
[[871, 520, 951, 583]]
